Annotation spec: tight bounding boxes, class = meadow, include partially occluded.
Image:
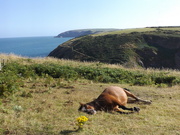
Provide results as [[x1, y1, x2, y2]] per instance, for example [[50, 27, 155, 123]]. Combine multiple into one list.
[[94, 27, 180, 36], [0, 54, 180, 135]]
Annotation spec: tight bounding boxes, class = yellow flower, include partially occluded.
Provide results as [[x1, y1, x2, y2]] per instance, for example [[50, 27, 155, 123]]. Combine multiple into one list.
[[77, 116, 88, 123], [76, 116, 88, 129]]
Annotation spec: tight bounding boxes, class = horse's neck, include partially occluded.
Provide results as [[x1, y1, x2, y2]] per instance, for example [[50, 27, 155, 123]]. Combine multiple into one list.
[[87, 99, 102, 111], [87, 100, 96, 107]]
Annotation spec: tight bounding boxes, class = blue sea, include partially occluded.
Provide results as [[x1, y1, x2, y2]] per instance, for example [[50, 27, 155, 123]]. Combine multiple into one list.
[[0, 36, 72, 57]]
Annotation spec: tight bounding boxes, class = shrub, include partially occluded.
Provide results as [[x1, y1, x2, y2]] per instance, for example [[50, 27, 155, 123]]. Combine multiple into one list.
[[1, 61, 179, 93], [32, 63, 78, 80], [153, 75, 179, 86], [0, 71, 22, 97], [2, 62, 35, 78], [133, 74, 154, 86]]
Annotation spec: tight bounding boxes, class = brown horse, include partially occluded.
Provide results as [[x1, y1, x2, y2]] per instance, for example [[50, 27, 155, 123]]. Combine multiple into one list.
[[78, 86, 151, 114]]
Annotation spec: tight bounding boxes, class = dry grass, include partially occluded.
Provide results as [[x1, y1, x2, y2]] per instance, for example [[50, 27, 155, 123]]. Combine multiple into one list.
[[0, 78, 180, 135]]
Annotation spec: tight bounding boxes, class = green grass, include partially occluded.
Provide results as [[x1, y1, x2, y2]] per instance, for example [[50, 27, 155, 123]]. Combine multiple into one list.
[[158, 27, 180, 31], [0, 54, 180, 134], [94, 27, 180, 36], [93, 28, 157, 36]]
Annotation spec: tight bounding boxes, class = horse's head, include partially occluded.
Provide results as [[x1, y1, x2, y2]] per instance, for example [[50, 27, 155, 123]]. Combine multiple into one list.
[[78, 103, 97, 115]]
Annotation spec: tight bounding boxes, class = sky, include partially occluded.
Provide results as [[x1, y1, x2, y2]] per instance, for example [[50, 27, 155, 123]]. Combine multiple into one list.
[[0, 0, 180, 38]]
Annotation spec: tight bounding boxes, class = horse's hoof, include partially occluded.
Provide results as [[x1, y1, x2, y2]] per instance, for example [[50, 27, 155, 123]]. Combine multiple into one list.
[[146, 100, 152, 104], [134, 107, 140, 112]]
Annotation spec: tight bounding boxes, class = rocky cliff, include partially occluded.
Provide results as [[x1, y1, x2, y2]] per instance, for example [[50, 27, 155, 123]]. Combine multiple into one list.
[[49, 27, 180, 69]]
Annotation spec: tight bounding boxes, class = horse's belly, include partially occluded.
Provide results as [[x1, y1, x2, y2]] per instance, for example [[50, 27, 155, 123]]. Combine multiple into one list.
[[103, 86, 128, 105]]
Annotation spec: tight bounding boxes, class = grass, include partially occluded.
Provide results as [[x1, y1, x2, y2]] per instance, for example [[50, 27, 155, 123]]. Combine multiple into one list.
[[0, 54, 180, 134], [94, 27, 180, 36], [0, 80, 180, 135], [93, 28, 157, 36]]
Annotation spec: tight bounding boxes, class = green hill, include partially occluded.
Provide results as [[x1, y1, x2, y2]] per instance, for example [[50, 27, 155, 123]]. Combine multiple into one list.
[[55, 29, 120, 38], [49, 27, 180, 69]]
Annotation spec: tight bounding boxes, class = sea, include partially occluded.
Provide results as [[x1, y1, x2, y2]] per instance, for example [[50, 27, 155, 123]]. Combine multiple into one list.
[[0, 36, 72, 57]]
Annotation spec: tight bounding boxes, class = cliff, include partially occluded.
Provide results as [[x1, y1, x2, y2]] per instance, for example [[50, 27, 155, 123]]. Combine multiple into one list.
[[49, 27, 180, 69]]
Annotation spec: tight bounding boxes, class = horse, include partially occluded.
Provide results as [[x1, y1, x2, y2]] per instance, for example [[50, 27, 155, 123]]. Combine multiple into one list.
[[78, 86, 151, 115]]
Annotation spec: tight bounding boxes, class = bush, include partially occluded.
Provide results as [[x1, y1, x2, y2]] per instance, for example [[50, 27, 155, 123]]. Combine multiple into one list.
[[153, 75, 179, 86], [1, 61, 179, 95], [2, 62, 35, 78], [26, 63, 180, 86], [0, 71, 22, 97], [133, 74, 154, 86], [32, 63, 78, 80]]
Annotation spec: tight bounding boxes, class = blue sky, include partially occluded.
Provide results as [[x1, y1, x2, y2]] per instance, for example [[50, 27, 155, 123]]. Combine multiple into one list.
[[1, 0, 180, 38]]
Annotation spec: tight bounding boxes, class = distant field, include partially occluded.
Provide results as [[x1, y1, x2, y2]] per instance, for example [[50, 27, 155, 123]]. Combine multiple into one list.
[[94, 26, 180, 36], [158, 27, 180, 31], [94, 28, 156, 36], [0, 54, 180, 134]]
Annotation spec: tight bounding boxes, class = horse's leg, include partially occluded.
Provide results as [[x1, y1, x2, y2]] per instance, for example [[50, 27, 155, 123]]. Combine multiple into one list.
[[124, 89, 152, 104], [119, 105, 140, 112], [113, 105, 140, 114], [109, 95, 140, 113]]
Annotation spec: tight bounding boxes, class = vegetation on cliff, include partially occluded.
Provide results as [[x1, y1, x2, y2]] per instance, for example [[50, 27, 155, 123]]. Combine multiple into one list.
[[49, 27, 180, 69]]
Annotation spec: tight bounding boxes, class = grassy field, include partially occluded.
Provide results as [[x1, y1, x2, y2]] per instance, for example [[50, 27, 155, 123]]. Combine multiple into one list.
[[0, 54, 180, 135], [94, 27, 180, 36], [94, 27, 157, 36]]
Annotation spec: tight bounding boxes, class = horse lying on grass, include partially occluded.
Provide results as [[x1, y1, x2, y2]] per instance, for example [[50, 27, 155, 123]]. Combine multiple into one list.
[[78, 86, 151, 115]]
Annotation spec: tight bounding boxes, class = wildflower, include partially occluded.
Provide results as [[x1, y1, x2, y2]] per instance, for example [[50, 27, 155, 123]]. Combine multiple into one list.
[[76, 116, 88, 130]]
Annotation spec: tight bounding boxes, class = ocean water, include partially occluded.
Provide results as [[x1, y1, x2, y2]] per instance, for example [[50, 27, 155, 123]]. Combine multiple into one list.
[[0, 36, 72, 57]]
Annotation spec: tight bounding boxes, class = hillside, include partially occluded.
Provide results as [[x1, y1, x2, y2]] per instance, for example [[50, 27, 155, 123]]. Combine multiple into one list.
[[49, 27, 180, 69], [55, 29, 120, 38]]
